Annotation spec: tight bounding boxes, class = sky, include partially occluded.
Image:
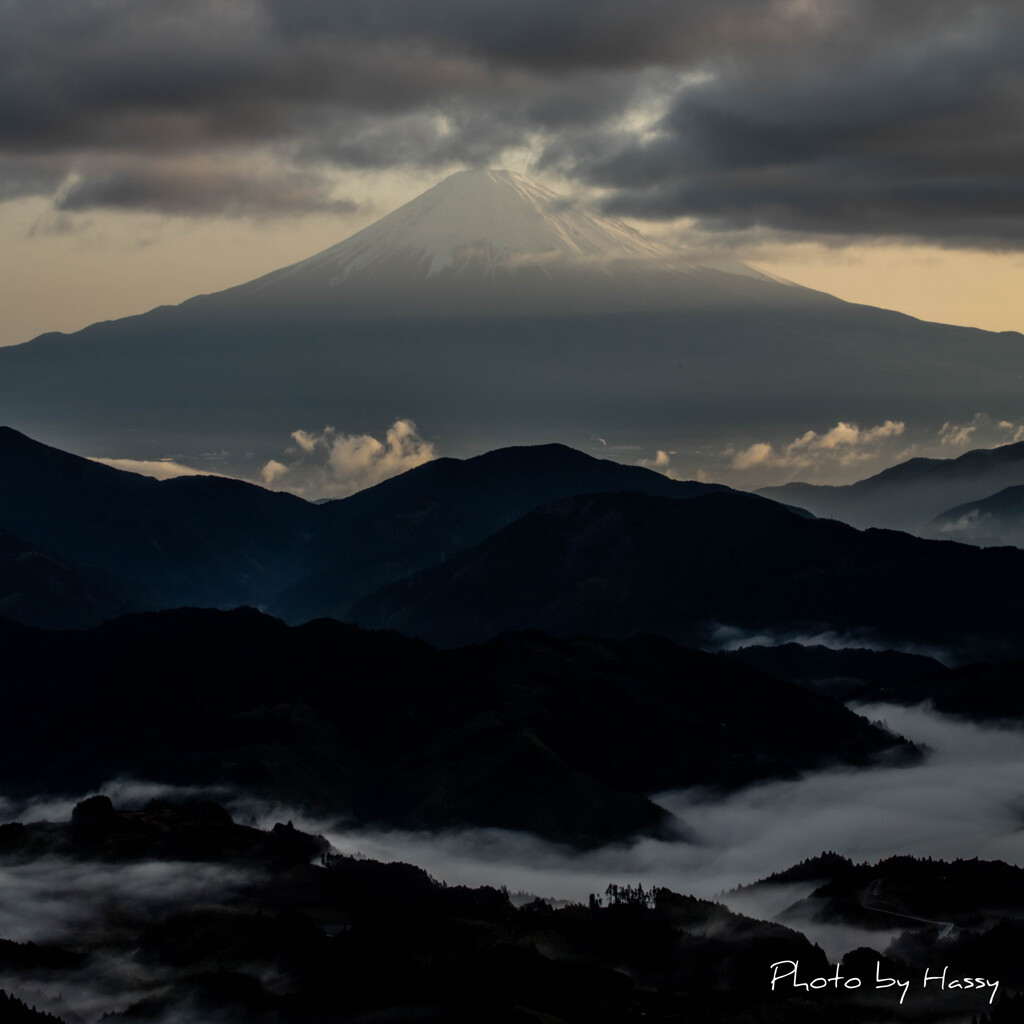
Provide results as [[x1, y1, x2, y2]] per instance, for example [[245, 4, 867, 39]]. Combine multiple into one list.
[[1, 0, 1022, 350]]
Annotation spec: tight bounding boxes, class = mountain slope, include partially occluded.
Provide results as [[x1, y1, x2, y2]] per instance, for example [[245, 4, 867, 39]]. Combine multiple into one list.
[[0, 428, 733, 627], [0, 524, 135, 629], [350, 490, 1024, 659], [276, 442, 732, 621], [758, 441, 1024, 533], [0, 608, 914, 846], [0, 425, 317, 613], [923, 483, 1024, 547], [2, 169, 1022, 475]]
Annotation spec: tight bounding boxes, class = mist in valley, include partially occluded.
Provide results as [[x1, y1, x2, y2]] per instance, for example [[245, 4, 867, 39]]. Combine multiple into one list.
[[4, 704, 1019, 958]]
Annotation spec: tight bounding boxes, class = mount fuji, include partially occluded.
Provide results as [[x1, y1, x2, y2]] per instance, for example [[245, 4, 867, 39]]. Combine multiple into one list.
[[216, 167, 795, 315], [1, 167, 1022, 476]]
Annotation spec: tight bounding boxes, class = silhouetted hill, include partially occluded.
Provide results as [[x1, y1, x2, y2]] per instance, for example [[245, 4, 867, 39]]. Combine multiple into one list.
[[0, 426, 316, 613], [1, 798, 860, 1024], [0, 428, 734, 628], [0, 608, 914, 847], [275, 442, 733, 621], [0, 992, 68, 1024], [738, 853, 1024, 1015], [723, 644, 946, 700], [924, 483, 1024, 547], [737, 856, 1024, 1015], [0, 524, 135, 629], [775, 855, 1024, 932], [759, 441, 1024, 533], [0, 794, 329, 866], [727, 645, 1024, 723], [2, 799, 1017, 1023], [862, 661, 1024, 723], [350, 490, 1024, 659]]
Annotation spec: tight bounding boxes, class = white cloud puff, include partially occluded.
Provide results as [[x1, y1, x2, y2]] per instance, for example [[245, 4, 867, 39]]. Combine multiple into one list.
[[729, 420, 905, 472], [259, 459, 289, 485], [635, 448, 683, 478], [939, 413, 1024, 449], [259, 419, 437, 498]]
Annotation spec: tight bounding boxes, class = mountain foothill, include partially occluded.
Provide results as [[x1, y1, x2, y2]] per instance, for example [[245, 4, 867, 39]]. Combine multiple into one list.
[[760, 439, 1024, 544], [2, 425, 1023, 822]]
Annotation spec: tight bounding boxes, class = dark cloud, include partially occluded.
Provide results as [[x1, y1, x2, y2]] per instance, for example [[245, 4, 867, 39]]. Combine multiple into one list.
[[302, 106, 531, 171], [0, 155, 65, 202], [261, 0, 782, 70], [0, 0, 1022, 242], [555, 1, 1024, 247], [55, 162, 357, 217]]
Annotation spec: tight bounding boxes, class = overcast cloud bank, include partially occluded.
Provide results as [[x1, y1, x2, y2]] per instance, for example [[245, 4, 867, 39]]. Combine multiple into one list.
[[2, 1, 1022, 249]]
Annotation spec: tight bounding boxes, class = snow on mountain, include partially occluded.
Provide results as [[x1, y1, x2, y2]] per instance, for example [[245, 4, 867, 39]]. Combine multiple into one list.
[[241, 168, 781, 304], [310, 169, 674, 275]]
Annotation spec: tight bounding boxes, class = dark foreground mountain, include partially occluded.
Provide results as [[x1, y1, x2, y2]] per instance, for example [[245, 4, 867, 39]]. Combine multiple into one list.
[[2, 169, 1022, 475], [725, 644, 1024, 723], [0, 799, 830, 1024], [734, 853, 1024, 1020], [0, 799, 1016, 1024], [0, 424, 316, 619], [0, 992, 66, 1024], [723, 644, 946, 701], [0, 427, 728, 628], [759, 441, 1024, 534], [853, 660, 1024, 723], [276, 438, 733, 622], [350, 490, 1024, 660], [0, 608, 914, 847], [752, 853, 1024, 936], [0, 524, 135, 629]]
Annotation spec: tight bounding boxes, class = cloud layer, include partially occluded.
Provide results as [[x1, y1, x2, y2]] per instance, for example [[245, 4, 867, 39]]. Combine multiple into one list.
[[4, 705, 1021, 980], [2, 0, 1022, 245]]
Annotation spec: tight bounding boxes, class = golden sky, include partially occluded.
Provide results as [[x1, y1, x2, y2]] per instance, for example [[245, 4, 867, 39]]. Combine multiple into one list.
[[2, 183, 1021, 350]]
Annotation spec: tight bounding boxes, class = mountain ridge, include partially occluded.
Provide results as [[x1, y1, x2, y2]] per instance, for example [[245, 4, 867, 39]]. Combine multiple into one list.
[[349, 488, 1024, 660], [759, 441, 1024, 533], [0, 606, 915, 845], [0, 427, 736, 628]]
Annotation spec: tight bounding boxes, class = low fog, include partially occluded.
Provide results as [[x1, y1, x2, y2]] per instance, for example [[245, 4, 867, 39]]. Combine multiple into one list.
[[225, 703, 1024, 948], [2, 702, 1022, 1017], [0, 855, 252, 1022]]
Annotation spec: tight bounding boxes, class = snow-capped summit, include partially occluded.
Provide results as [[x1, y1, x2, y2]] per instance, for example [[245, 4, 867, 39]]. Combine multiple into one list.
[[305, 168, 676, 277], [237, 167, 782, 312]]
